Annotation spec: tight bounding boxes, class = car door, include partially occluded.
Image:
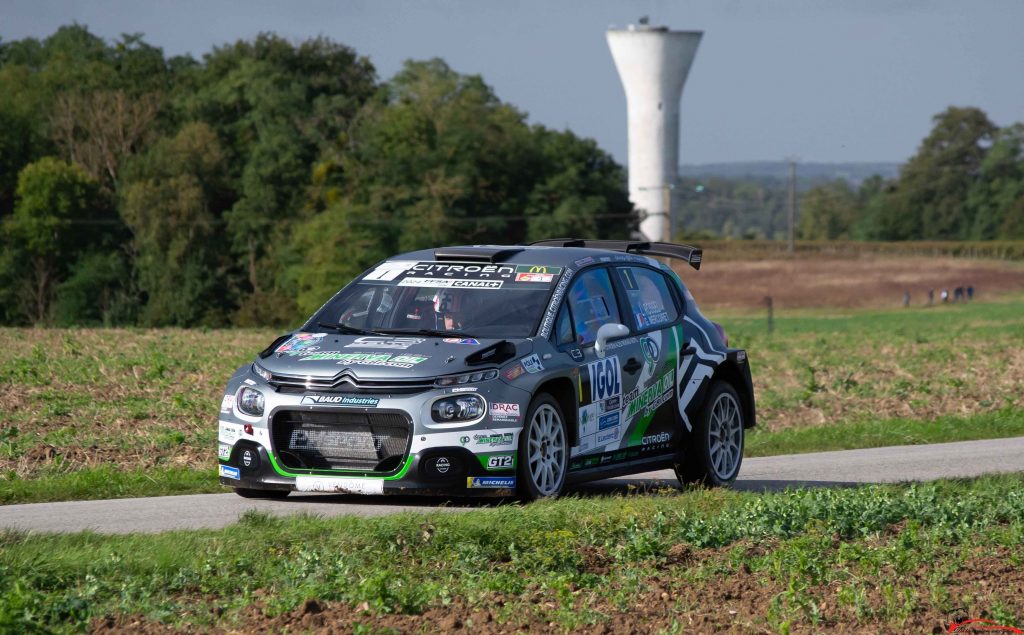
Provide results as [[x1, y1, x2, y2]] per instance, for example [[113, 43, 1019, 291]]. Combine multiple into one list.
[[557, 267, 646, 466], [610, 265, 686, 457]]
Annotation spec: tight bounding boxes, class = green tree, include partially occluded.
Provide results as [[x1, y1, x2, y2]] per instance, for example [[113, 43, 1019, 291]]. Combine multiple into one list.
[[968, 123, 1024, 239], [882, 106, 997, 239], [1, 157, 101, 322], [797, 180, 859, 240], [119, 122, 230, 326]]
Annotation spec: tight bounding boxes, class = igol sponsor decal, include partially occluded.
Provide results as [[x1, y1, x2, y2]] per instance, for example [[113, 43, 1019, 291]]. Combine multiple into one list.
[[345, 336, 424, 350], [300, 394, 380, 407], [466, 476, 516, 489], [474, 433, 514, 447]]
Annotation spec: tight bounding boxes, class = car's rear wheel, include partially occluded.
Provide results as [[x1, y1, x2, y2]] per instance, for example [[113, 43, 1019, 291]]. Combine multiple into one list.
[[233, 487, 290, 499], [518, 394, 568, 500], [676, 381, 744, 487]]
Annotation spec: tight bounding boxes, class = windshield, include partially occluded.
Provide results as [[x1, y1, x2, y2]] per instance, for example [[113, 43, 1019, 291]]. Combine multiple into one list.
[[306, 260, 563, 339]]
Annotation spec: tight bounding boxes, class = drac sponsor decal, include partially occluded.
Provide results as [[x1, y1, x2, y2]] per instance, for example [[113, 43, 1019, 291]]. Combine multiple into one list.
[[490, 402, 521, 422], [622, 370, 675, 419], [300, 394, 380, 407], [298, 352, 428, 369], [467, 476, 516, 489], [345, 336, 424, 350]]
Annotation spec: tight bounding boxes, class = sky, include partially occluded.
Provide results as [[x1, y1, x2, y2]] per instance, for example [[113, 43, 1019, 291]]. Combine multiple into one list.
[[4, 0, 1023, 165]]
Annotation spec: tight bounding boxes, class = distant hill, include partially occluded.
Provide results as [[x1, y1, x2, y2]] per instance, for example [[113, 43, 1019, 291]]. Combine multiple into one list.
[[679, 161, 901, 189]]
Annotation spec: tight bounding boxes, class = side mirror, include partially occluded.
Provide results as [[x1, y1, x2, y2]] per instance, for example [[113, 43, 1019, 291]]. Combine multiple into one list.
[[594, 323, 630, 359]]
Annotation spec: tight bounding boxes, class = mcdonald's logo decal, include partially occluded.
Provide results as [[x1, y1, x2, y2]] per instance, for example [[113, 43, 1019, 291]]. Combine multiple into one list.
[[515, 265, 562, 275]]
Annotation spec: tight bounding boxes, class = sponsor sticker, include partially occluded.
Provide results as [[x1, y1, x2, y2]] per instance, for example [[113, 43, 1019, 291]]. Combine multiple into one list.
[[640, 336, 660, 365], [642, 432, 672, 446], [219, 465, 240, 480], [539, 266, 576, 338], [435, 457, 451, 474], [219, 421, 243, 445], [298, 352, 428, 369], [587, 356, 622, 404], [364, 260, 417, 281], [503, 363, 525, 381], [622, 370, 675, 419], [474, 432, 514, 447], [220, 394, 235, 413], [490, 402, 521, 422], [218, 443, 231, 460], [300, 394, 380, 407], [467, 476, 516, 489], [295, 477, 384, 495], [399, 277, 503, 289], [345, 336, 424, 350], [596, 428, 619, 445], [521, 354, 544, 374], [485, 454, 514, 469], [443, 338, 480, 345], [276, 332, 326, 355], [598, 412, 620, 431], [515, 272, 554, 283]]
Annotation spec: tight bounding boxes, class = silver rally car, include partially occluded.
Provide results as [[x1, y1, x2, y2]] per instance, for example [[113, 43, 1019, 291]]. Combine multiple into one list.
[[217, 239, 755, 499]]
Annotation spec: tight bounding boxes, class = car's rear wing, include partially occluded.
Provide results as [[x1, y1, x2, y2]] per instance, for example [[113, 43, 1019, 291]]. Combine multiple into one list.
[[528, 238, 702, 271]]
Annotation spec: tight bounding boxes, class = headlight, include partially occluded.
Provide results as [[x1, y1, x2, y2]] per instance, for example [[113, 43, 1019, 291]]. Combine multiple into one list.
[[237, 387, 265, 417], [431, 395, 485, 423], [252, 362, 272, 382], [434, 369, 498, 387]]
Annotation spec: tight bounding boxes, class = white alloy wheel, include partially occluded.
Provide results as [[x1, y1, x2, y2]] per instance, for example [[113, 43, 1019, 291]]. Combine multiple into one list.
[[522, 399, 567, 498], [707, 390, 743, 481]]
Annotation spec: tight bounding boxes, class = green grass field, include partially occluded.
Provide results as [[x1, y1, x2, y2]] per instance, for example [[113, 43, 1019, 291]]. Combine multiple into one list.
[[1, 297, 1022, 504], [2, 475, 1022, 633]]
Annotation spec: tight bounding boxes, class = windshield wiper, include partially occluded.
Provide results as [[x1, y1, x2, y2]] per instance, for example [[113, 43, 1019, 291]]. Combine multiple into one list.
[[316, 322, 380, 336], [375, 328, 479, 339]]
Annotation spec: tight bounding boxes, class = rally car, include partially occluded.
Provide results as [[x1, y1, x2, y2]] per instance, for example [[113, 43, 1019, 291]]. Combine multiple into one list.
[[217, 239, 755, 499]]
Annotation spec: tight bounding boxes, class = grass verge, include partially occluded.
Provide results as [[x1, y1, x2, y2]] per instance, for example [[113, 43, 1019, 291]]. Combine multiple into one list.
[[0, 466, 221, 505], [2, 475, 1022, 633]]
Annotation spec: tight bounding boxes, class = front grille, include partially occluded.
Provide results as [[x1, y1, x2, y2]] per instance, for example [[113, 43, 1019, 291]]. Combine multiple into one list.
[[271, 410, 411, 472], [269, 369, 434, 395]]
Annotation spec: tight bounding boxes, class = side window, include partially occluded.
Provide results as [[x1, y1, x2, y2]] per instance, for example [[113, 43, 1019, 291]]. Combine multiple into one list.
[[555, 303, 574, 346], [567, 269, 621, 346], [341, 287, 395, 328], [617, 267, 679, 331]]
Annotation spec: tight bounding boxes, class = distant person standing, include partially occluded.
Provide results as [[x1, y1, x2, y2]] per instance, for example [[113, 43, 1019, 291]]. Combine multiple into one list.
[[954, 286, 964, 303], [967, 285, 974, 301], [941, 289, 949, 303], [902, 290, 911, 308], [927, 289, 935, 306]]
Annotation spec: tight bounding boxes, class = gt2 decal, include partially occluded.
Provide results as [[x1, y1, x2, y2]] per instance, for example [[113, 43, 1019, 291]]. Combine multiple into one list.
[[485, 455, 515, 469]]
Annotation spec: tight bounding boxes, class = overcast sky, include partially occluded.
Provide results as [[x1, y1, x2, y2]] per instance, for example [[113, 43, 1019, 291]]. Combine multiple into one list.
[[4, 0, 1023, 165]]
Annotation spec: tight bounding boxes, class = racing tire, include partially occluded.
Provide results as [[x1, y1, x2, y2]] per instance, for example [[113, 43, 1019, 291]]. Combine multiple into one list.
[[676, 381, 745, 487], [233, 487, 290, 499], [517, 393, 569, 501]]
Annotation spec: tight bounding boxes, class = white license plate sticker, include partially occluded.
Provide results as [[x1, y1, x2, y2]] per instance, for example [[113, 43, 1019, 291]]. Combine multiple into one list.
[[295, 476, 384, 495]]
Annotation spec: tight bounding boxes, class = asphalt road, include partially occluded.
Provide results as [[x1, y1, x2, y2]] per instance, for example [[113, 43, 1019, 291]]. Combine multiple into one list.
[[4, 436, 1023, 535]]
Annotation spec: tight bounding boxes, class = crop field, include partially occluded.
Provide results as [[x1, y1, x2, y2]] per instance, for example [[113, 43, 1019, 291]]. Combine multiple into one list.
[[2, 294, 1023, 504], [2, 475, 1023, 633], [677, 254, 1024, 310]]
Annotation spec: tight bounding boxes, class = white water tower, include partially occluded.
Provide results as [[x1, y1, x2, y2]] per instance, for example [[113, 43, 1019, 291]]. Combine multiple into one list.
[[607, 22, 702, 242]]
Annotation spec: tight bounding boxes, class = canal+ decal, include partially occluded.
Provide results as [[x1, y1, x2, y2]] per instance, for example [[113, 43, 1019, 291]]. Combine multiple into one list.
[[587, 355, 621, 404]]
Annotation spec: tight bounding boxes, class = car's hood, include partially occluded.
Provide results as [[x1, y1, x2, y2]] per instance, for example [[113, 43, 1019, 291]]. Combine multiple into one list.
[[256, 332, 528, 380]]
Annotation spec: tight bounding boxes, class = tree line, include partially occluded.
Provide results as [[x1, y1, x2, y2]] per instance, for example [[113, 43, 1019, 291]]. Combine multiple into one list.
[[676, 108, 1024, 243], [0, 25, 632, 326]]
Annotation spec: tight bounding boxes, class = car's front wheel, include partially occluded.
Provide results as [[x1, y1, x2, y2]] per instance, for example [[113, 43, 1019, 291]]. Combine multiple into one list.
[[676, 381, 745, 487], [518, 394, 569, 501], [233, 487, 290, 499]]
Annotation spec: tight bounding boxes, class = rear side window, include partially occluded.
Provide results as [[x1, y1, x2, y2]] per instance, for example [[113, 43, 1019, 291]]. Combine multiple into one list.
[[567, 269, 621, 346], [616, 267, 679, 331], [555, 303, 575, 346]]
